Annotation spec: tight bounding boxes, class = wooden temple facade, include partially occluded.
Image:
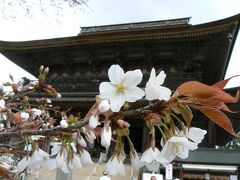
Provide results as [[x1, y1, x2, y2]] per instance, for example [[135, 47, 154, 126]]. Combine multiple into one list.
[[0, 14, 240, 178], [0, 14, 240, 146]]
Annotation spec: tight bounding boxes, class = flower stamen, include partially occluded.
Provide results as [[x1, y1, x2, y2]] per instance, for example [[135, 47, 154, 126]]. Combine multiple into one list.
[[116, 83, 125, 93]]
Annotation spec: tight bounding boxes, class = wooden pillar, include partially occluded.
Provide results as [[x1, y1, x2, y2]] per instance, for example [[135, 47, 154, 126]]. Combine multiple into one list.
[[208, 121, 216, 147], [237, 166, 240, 180], [141, 123, 150, 152], [56, 168, 72, 180]]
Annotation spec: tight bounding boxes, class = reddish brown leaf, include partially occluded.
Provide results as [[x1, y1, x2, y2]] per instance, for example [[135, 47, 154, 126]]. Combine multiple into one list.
[[212, 75, 240, 89], [0, 166, 13, 180], [176, 81, 237, 103], [189, 104, 240, 138]]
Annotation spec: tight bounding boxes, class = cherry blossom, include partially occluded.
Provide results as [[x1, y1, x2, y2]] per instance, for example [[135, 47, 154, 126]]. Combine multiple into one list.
[[101, 125, 112, 149], [145, 68, 171, 101], [79, 149, 93, 167], [98, 100, 111, 112], [139, 147, 169, 171], [161, 128, 206, 162], [99, 64, 144, 112], [46, 143, 81, 173], [60, 119, 68, 128], [88, 115, 99, 129], [17, 148, 49, 172], [106, 154, 125, 176]]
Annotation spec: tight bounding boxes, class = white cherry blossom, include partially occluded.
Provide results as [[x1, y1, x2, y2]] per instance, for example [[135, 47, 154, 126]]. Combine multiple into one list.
[[46, 143, 81, 173], [130, 150, 141, 168], [88, 115, 99, 129], [83, 128, 96, 144], [139, 147, 169, 171], [79, 149, 93, 167], [78, 136, 87, 148], [106, 154, 125, 176], [28, 148, 49, 170], [185, 127, 207, 144], [101, 126, 112, 149], [99, 64, 144, 112], [0, 99, 7, 121], [60, 119, 68, 128], [145, 68, 171, 101], [161, 136, 198, 162], [161, 127, 207, 162], [0, 123, 4, 131], [17, 148, 49, 172], [98, 100, 111, 112], [20, 112, 29, 121], [73, 133, 87, 148]]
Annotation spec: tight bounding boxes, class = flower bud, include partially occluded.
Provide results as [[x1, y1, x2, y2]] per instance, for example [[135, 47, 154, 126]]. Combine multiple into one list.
[[88, 115, 99, 129], [56, 93, 62, 98], [21, 112, 29, 121], [101, 125, 112, 149], [60, 120, 68, 128], [0, 123, 4, 131], [98, 100, 110, 112], [39, 65, 44, 72]]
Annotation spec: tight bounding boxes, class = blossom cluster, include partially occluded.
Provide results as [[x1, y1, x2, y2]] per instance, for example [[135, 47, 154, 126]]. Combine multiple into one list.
[[0, 64, 238, 179]]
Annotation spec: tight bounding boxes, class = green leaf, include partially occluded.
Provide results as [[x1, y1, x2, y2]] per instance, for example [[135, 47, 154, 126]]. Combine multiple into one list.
[[116, 128, 129, 137], [176, 103, 193, 128]]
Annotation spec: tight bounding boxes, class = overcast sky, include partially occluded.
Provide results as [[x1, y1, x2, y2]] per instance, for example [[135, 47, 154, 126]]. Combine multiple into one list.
[[0, 0, 239, 87]]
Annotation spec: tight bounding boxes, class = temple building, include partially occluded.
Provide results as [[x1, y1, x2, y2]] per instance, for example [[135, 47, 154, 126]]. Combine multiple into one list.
[[0, 14, 240, 179]]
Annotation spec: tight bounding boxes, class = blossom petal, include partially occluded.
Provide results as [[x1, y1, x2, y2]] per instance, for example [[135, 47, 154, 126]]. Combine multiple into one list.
[[46, 159, 57, 171], [148, 68, 156, 83], [51, 144, 61, 156], [0, 99, 5, 108], [186, 141, 198, 150], [122, 69, 143, 87], [125, 87, 145, 102], [187, 127, 207, 144], [140, 148, 154, 163], [78, 136, 87, 148], [61, 164, 71, 173], [145, 160, 160, 172], [161, 142, 177, 162], [109, 94, 125, 112], [73, 154, 82, 168], [145, 84, 171, 101], [89, 115, 99, 129], [101, 126, 112, 149], [79, 149, 93, 167], [156, 71, 166, 85], [108, 64, 124, 84], [106, 156, 125, 176], [176, 146, 190, 159], [17, 157, 30, 172], [56, 153, 65, 168], [99, 82, 116, 100]]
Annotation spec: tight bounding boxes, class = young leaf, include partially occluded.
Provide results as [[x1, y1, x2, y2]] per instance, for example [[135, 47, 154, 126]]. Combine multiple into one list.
[[176, 81, 237, 103], [190, 104, 240, 138], [212, 75, 240, 89]]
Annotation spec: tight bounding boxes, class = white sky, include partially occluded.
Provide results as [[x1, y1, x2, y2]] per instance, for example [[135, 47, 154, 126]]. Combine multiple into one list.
[[0, 0, 239, 87]]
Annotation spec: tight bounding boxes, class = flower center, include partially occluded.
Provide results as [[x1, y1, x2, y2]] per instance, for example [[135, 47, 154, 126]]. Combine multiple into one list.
[[116, 83, 125, 93], [174, 143, 185, 155]]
